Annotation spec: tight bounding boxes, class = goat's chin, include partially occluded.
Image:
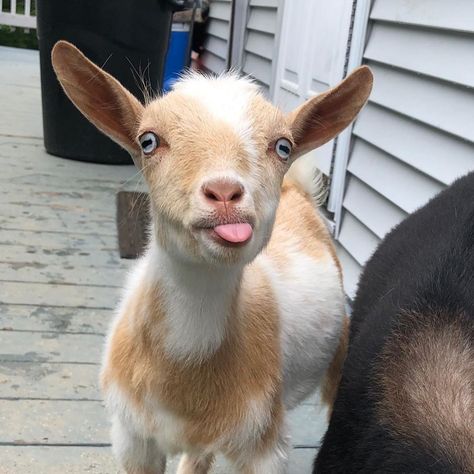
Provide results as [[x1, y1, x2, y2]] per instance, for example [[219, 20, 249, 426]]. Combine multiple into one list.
[[153, 215, 273, 267], [154, 226, 256, 268], [195, 231, 262, 267], [194, 218, 274, 267]]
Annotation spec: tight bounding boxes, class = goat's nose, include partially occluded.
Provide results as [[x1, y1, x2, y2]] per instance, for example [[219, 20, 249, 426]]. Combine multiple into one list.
[[202, 179, 244, 204]]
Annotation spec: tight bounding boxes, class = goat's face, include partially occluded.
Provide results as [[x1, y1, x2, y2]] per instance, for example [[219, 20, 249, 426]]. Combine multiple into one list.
[[138, 76, 292, 265], [51, 41, 373, 266]]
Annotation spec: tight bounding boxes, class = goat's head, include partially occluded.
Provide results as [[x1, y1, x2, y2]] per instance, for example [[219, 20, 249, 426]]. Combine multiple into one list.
[[52, 41, 372, 266]]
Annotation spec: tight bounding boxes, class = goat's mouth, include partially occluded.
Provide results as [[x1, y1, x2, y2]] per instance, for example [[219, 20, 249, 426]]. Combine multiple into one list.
[[209, 223, 253, 246], [193, 219, 254, 247]]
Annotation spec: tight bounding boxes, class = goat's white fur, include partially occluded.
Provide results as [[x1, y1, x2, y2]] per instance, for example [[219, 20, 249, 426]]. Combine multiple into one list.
[[173, 72, 257, 147]]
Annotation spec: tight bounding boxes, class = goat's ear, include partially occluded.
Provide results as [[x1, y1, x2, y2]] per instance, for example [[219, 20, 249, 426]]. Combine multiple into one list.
[[51, 40, 144, 163], [288, 66, 373, 159]]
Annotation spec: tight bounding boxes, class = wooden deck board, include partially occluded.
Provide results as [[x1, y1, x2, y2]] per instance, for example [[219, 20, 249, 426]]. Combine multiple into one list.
[[0, 46, 324, 472], [0, 281, 121, 308], [0, 262, 128, 287], [0, 213, 119, 235], [0, 331, 104, 364], [0, 244, 126, 268], [0, 447, 317, 474], [0, 399, 109, 444], [0, 446, 117, 474], [0, 229, 117, 251], [0, 362, 102, 400], [0, 204, 116, 226], [0, 304, 113, 334]]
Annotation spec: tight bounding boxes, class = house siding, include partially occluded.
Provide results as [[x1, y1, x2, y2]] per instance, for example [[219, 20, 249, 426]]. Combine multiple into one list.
[[239, 0, 280, 94], [336, 0, 474, 298], [200, 0, 474, 299], [202, 0, 280, 94], [201, 0, 233, 73]]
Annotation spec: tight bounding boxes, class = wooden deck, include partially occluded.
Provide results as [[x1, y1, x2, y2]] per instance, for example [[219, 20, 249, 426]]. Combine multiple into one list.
[[0, 46, 326, 473]]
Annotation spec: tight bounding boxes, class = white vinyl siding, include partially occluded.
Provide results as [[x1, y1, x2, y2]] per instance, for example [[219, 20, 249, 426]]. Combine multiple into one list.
[[201, 0, 232, 73], [272, 0, 354, 177], [370, 0, 474, 33], [241, 0, 280, 94], [337, 0, 474, 298]]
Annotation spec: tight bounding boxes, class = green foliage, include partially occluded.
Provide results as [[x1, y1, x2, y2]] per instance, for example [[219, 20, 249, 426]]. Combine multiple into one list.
[[0, 26, 38, 49], [0, 0, 38, 49]]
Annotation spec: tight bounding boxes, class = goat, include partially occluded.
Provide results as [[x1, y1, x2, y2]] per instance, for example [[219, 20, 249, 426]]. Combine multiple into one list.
[[52, 40, 372, 473], [314, 172, 474, 473]]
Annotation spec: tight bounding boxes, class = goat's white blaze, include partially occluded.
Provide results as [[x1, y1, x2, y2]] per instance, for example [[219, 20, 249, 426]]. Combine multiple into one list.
[[173, 73, 259, 159]]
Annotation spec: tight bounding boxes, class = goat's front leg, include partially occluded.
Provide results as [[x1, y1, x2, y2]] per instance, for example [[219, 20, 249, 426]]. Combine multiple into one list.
[[176, 452, 214, 474], [233, 428, 290, 474], [111, 416, 166, 474]]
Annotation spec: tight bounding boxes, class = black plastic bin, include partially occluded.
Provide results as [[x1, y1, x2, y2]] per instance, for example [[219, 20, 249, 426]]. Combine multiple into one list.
[[37, 0, 183, 164]]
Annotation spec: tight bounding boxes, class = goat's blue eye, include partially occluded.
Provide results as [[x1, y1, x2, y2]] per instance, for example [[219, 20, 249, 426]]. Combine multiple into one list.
[[275, 138, 292, 161], [139, 132, 159, 155]]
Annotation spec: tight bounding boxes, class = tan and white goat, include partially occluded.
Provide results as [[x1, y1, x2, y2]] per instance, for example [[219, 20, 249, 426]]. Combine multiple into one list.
[[52, 40, 372, 473]]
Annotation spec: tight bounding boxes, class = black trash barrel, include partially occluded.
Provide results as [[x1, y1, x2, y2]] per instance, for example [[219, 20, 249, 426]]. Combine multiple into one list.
[[37, 0, 177, 164]]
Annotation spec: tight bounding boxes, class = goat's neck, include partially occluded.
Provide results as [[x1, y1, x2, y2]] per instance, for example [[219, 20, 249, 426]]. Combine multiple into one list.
[[148, 243, 243, 361]]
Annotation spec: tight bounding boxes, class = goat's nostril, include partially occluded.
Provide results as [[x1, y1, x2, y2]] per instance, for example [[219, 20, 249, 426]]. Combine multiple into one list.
[[202, 180, 244, 204], [204, 188, 220, 201], [230, 190, 242, 201]]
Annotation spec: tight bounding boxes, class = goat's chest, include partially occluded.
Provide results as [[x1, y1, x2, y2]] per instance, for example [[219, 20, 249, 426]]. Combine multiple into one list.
[[103, 306, 281, 451], [102, 265, 282, 450], [157, 332, 280, 448], [108, 385, 278, 458]]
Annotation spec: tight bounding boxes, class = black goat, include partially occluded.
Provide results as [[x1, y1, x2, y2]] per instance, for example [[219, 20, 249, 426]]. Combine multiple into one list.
[[314, 172, 474, 473]]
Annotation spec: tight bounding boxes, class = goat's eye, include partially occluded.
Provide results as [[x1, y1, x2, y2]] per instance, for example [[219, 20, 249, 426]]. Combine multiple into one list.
[[139, 132, 159, 155], [275, 138, 292, 161]]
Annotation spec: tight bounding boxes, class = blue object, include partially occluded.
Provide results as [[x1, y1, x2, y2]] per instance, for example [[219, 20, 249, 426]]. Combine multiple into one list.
[[163, 23, 190, 92]]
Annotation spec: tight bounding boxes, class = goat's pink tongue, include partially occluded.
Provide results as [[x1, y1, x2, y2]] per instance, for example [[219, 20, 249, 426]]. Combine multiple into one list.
[[213, 223, 253, 243]]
